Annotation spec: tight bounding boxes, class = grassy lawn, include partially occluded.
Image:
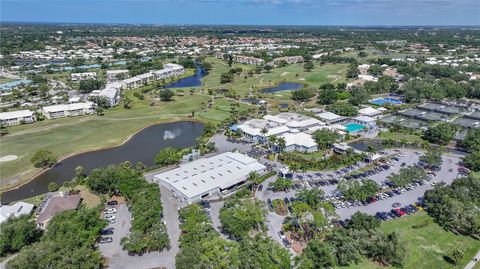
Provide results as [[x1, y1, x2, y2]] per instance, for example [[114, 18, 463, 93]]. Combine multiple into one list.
[[340, 212, 480, 269], [377, 131, 424, 144], [201, 57, 347, 97], [0, 92, 237, 191], [0, 77, 16, 84]]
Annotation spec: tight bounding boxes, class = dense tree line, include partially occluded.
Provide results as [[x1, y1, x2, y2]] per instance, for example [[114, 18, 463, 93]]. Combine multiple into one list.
[[422, 123, 457, 145], [338, 179, 380, 202], [176, 204, 290, 269], [85, 164, 169, 254], [424, 176, 480, 236], [0, 215, 43, 256], [7, 208, 106, 269], [78, 79, 104, 93], [295, 212, 405, 268], [219, 199, 267, 240], [388, 166, 427, 187]]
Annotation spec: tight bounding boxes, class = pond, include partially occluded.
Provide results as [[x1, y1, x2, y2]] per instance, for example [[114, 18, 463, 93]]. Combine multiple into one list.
[[165, 65, 206, 88], [1, 121, 204, 204], [261, 82, 303, 94]]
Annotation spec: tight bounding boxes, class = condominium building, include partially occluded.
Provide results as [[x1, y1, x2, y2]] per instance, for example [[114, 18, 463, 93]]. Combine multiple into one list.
[[70, 72, 97, 81], [42, 102, 95, 119], [0, 110, 36, 126], [234, 55, 265, 66], [106, 70, 129, 81], [272, 56, 304, 65]]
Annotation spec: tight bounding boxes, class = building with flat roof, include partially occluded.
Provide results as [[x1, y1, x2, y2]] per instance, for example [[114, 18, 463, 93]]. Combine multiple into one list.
[[42, 102, 94, 119], [0, 110, 35, 126], [106, 69, 129, 81], [358, 106, 382, 118], [154, 152, 266, 205], [71, 72, 96, 81], [237, 113, 324, 146], [316, 112, 347, 125]]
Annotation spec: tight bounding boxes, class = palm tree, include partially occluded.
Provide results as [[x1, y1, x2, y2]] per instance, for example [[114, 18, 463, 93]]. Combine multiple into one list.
[[260, 127, 268, 144], [248, 171, 260, 193], [400, 138, 408, 149], [288, 162, 300, 176], [277, 137, 286, 154], [367, 145, 376, 163], [267, 135, 277, 152]]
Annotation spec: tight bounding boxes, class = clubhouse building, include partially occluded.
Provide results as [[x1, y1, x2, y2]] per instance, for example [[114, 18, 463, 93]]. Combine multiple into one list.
[[154, 152, 265, 205]]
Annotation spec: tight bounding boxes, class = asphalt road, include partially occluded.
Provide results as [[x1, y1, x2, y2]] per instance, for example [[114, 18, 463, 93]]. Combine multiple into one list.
[[98, 187, 181, 269]]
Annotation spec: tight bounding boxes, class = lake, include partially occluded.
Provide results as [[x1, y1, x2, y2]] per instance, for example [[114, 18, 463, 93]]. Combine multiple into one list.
[[1, 121, 204, 204], [165, 65, 206, 88], [261, 82, 303, 94]]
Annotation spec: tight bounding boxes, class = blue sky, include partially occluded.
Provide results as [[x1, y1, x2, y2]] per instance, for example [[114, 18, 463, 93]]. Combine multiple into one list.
[[1, 0, 479, 26]]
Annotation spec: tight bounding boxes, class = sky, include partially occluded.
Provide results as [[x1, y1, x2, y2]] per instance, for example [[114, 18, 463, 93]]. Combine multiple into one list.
[[1, 0, 479, 26]]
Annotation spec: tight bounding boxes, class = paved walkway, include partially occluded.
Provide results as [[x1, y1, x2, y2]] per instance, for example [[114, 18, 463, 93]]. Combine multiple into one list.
[[465, 250, 480, 269]]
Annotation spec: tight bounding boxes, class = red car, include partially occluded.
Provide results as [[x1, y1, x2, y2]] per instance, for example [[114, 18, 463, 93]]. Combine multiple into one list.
[[395, 208, 406, 216]]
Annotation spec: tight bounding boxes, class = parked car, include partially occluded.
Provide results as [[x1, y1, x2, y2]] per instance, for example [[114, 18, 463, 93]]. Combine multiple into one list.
[[100, 229, 114, 235], [104, 208, 117, 214], [258, 185, 263, 191], [99, 237, 113, 244], [283, 239, 291, 248], [107, 200, 118, 206], [104, 215, 116, 220], [392, 202, 401, 208], [278, 231, 286, 240]]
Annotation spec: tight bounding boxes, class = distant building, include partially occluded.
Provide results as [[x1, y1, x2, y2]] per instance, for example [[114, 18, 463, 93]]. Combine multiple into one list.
[[42, 102, 94, 119], [0, 110, 36, 126], [106, 69, 129, 81], [234, 55, 265, 66], [70, 72, 97, 81], [0, 202, 34, 224], [36, 193, 81, 229], [316, 112, 347, 125], [272, 56, 304, 65], [154, 152, 266, 205], [358, 106, 382, 118], [0, 79, 33, 91]]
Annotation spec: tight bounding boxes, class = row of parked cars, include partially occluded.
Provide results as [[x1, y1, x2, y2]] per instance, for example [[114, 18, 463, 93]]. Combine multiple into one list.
[[375, 202, 426, 221], [99, 200, 118, 244]]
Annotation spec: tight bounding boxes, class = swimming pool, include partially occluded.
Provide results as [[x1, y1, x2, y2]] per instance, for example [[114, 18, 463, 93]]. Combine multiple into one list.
[[345, 123, 365, 133], [370, 97, 403, 106]]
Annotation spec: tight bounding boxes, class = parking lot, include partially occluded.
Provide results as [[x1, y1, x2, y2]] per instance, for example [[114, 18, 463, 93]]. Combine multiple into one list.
[[98, 187, 181, 269], [254, 148, 463, 250]]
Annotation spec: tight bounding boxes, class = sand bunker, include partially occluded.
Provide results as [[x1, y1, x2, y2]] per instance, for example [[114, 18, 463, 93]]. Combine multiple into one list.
[[0, 155, 18, 162]]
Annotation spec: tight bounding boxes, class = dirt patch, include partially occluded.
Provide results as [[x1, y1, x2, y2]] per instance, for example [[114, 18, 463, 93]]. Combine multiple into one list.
[[281, 72, 290, 77]]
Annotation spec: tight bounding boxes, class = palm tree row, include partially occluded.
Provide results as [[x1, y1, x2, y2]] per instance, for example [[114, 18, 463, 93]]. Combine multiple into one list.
[[266, 135, 286, 154]]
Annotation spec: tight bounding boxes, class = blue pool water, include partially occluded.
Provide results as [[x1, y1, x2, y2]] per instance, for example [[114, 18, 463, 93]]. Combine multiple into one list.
[[370, 97, 403, 106], [345, 123, 365, 133], [261, 82, 303, 93]]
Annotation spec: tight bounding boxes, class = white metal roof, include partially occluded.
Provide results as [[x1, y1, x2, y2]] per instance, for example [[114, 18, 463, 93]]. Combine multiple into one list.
[[280, 132, 317, 148], [154, 152, 265, 199], [0, 110, 33, 120], [358, 107, 381, 116], [354, 115, 376, 123], [317, 112, 342, 121], [0, 201, 34, 224], [42, 102, 93, 113]]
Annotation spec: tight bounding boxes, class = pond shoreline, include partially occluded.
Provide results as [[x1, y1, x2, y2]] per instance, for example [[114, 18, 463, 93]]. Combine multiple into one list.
[[0, 119, 203, 198]]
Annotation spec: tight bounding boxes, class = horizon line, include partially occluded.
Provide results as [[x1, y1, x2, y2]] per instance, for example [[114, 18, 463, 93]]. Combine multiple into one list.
[[1, 21, 479, 28]]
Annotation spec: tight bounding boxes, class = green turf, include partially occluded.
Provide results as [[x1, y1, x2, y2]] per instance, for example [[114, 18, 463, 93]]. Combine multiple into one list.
[[340, 212, 480, 269], [377, 131, 425, 144]]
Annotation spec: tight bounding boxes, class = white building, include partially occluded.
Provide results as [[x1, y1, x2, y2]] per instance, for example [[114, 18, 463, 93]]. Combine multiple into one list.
[[93, 82, 122, 106], [0, 110, 36, 126], [154, 152, 266, 205], [122, 63, 185, 89], [278, 132, 318, 153], [70, 72, 97, 81], [317, 112, 347, 125], [42, 102, 95, 119], [358, 106, 382, 118], [106, 70, 129, 81], [0, 202, 34, 224], [353, 115, 376, 128]]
